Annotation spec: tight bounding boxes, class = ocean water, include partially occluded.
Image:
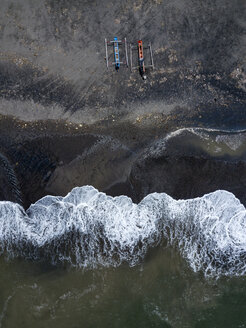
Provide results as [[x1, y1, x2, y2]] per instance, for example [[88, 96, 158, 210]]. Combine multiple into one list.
[[0, 186, 246, 327]]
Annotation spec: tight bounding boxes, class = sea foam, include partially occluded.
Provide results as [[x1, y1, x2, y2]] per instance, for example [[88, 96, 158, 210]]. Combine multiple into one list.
[[0, 185, 246, 277]]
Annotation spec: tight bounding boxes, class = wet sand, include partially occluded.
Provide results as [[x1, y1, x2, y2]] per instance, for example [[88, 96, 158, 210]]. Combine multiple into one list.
[[0, 114, 246, 209]]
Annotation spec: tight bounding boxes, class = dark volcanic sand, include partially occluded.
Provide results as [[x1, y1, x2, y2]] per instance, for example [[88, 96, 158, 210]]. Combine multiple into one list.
[[0, 0, 245, 207]]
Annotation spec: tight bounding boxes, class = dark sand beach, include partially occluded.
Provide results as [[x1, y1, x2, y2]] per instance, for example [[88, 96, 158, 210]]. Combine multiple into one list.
[[0, 0, 245, 207]]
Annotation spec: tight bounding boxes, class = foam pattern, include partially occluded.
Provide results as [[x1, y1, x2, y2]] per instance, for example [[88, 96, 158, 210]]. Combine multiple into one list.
[[0, 185, 246, 276]]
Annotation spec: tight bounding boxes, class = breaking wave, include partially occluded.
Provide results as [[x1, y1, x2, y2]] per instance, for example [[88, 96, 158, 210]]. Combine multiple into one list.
[[0, 185, 246, 277]]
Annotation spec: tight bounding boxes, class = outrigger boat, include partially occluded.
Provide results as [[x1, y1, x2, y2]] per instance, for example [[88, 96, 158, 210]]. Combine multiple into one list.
[[130, 40, 154, 79], [105, 37, 129, 70]]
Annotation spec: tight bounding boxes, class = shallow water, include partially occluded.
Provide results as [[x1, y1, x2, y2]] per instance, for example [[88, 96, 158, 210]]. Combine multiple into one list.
[[1, 247, 246, 328]]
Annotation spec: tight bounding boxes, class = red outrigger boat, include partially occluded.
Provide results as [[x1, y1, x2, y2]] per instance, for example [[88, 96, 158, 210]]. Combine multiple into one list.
[[137, 40, 146, 79], [130, 40, 154, 80]]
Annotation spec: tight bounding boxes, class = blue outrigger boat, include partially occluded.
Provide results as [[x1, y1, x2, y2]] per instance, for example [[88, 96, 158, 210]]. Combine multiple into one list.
[[105, 37, 128, 70], [113, 37, 120, 70]]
